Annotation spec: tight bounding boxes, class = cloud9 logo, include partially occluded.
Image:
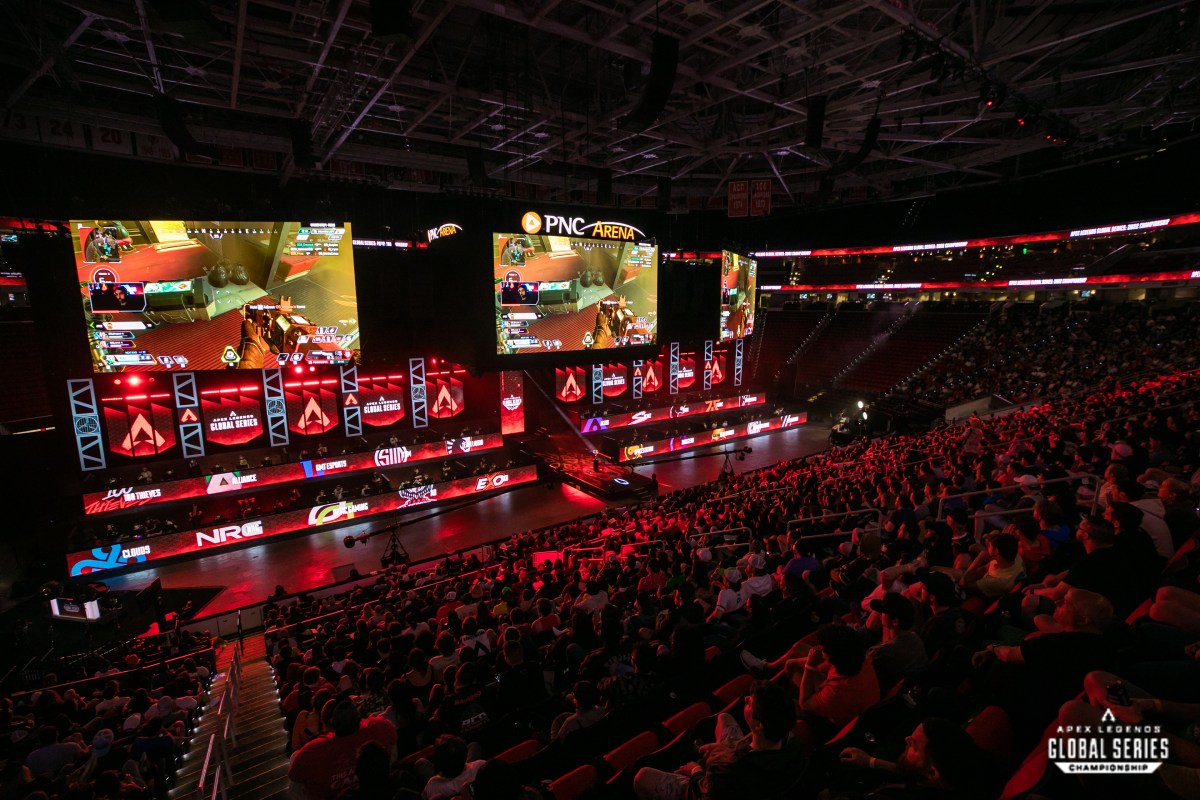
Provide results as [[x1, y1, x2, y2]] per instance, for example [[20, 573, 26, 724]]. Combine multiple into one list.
[[308, 501, 369, 526]]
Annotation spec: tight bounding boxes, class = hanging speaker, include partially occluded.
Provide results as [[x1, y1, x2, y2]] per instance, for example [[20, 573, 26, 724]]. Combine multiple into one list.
[[290, 119, 314, 169], [805, 95, 828, 149], [152, 93, 210, 158], [619, 34, 679, 133], [838, 117, 881, 171]]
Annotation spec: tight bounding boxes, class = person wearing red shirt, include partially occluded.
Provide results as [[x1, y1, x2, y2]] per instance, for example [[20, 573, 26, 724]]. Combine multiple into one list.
[[288, 701, 397, 800]]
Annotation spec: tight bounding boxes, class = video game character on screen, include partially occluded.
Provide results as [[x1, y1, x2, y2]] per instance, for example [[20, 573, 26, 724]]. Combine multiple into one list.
[[72, 220, 361, 372], [720, 251, 757, 341], [493, 229, 658, 355]]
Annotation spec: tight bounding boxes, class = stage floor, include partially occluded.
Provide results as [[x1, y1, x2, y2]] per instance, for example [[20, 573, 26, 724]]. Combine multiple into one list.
[[98, 424, 833, 618]]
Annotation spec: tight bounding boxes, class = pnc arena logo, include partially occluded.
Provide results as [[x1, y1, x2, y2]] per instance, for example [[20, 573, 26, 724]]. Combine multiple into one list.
[[195, 520, 264, 548], [308, 501, 369, 526], [521, 211, 646, 241], [206, 471, 258, 495]]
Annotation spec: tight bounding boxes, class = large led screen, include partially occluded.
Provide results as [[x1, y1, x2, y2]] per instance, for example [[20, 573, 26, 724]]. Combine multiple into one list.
[[494, 231, 658, 354], [72, 220, 359, 372], [720, 250, 756, 341]]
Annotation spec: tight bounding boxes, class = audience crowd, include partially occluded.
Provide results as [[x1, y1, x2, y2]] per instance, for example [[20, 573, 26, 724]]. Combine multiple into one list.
[[8, 300, 1200, 800]]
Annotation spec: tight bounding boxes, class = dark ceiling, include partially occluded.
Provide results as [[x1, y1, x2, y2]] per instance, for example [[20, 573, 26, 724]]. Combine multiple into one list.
[[3, 0, 1199, 210]]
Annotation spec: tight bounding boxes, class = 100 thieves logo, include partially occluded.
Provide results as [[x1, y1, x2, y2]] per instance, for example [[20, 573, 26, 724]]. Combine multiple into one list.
[[85, 486, 163, 513], [1049, 707, 1170, 774]]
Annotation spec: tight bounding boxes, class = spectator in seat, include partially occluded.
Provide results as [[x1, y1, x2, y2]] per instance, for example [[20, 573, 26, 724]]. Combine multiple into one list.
[[1158, 477, 1200, 550], [958, 532, 1023, 598], [495, 641, 547, 713], [25, 726, 86, 781], [417, 735, 485, 800], [866, 593, 928, 691], [1114, 478, 1175, 558], [550, 680, 606, 740], [288, 700, 397, 800], [741, 553, 776, 598], [836, 717, 991, 799], [633, 681, 802, 800], [972, 588, 1115, 737]]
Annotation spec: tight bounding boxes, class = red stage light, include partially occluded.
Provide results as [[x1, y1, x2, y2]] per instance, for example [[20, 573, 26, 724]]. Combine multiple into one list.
[[293, 366, 304, 374], [309, 366, 316, 372], [114, 379, 122, 385], [127, 375, 142, 386]]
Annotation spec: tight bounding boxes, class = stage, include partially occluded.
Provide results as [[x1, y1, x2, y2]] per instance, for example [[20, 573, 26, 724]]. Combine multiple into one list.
[[96, 423, 832, 618]]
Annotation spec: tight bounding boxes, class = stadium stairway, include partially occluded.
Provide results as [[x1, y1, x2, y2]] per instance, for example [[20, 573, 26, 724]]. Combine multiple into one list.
[[171, 634, 291, 800]]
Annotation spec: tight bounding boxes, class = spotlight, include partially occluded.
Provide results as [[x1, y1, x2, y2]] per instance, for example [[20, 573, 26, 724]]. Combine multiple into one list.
[[862, 411, 869, 420], [128, 375, 143, 386], [857, 400, 864, 409]]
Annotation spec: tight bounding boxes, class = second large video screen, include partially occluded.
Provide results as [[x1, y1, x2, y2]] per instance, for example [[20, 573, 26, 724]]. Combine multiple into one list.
[[494, 232, 658, 354], [73, 220, 359, 372], [720, 250, 756, 341]]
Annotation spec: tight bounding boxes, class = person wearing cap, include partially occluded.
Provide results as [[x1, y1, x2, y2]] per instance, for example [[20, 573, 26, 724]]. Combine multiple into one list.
[[706, 567, 746, 626], [866, 593, 928, 690], [913, 571, 969, 659], [289, 700, 397, 800], [435, 591, 463, 624], [741, 553, 776, 599]]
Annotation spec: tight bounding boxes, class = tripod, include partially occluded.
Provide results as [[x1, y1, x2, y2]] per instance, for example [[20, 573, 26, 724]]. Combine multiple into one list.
[[720, 449, 734, 478], [380, 528, 409, 569]]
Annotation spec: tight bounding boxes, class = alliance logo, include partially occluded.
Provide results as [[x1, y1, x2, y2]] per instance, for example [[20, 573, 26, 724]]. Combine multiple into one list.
[[308, 501, 369, 526], [206, 471, 258, 494], [374, 446, 412, 466], [195, 520, 264, 547]]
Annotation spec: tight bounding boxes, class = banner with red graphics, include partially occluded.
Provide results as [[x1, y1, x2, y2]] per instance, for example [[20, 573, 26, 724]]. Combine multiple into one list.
[[68, 464, 539, 575], [706, 353, 728, 385], [81, 432, 505, 515], [601, 363, 628, 397], [676, 354, 697, 389], [201, 390, 265, 446], [428, 375, 465, 418], [500, 371, 525, 435], [640, 359, 664, 393], [286, 382, 340, 435], [556, 366, 586, 403], [580, 392, 766, 433], [617, 411, 807, 462], [357, 375, 407, 427], [103, 394, 177, 458]]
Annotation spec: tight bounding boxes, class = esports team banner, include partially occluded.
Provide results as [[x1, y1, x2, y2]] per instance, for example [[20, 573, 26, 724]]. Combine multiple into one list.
[[618, 412, 808, 462], [68, 464, 539, 575], [580, 392, 766, 433], [81, 433, 505, 515]]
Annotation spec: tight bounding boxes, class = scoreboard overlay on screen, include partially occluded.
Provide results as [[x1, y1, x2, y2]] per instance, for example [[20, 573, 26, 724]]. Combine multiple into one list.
[[72, 220, 360, 372]]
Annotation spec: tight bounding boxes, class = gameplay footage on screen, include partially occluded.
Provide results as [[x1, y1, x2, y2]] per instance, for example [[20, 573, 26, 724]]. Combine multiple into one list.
[[493, 230, 658, 355], [73, 220, 360, 372], [720, 250, 757, 341]]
